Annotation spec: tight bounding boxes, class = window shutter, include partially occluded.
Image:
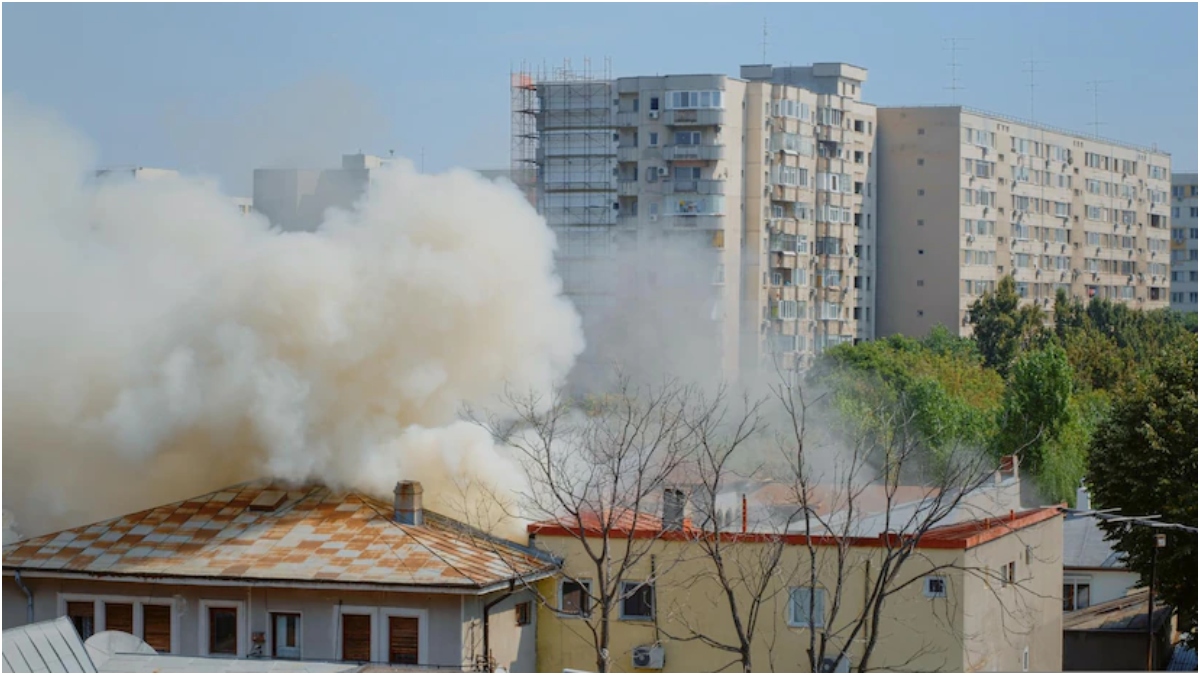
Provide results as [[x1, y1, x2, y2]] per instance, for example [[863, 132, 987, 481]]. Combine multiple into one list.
[[388, 617, 419, 665], [106, 603, 134, 634], [142, 605, 172, 652], [342, 614, 372, 663]]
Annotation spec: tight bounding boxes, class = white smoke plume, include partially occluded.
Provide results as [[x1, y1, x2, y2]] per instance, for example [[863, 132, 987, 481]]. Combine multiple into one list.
[[2, 98, 584, 541]]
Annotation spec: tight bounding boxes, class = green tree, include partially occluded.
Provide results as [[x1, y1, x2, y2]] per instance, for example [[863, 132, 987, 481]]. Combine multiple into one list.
[[992, 344, 1087, 502], [1087, 340, 1198, 644], [968, 276, 1049, 376]]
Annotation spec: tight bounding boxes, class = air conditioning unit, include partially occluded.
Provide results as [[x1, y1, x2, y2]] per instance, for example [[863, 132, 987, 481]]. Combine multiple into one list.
[[632, 645, 665, 670], [649, 110, 660, 120], [966, 235, 975, 243], [657, 167, 669, 177], [649, 215, 658, 222]]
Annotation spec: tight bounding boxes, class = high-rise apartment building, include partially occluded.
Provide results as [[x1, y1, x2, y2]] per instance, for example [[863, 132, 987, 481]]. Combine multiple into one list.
[[876, 107, 1172, 338], [1169, 172, 1198, 311], [515, 62, 877, 386], [253, 153, 394, 231]]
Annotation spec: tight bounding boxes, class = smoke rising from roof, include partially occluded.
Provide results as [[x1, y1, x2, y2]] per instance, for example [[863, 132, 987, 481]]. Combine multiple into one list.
[[2, 97, 584, 541]]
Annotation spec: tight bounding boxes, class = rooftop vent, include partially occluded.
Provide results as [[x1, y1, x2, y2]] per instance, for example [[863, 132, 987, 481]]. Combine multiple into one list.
[[248, 491, 287, 512]]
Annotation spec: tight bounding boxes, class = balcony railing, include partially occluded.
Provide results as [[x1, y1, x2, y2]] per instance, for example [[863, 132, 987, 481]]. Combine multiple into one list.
[[617, 180, 639, 196], [670, 215, 724, 230], [661, 144, 725, 161], [664, 109, 725, 126], [664, 179, 726, 195], [616, 111, 639, 127], [616, 146, 641, 162]]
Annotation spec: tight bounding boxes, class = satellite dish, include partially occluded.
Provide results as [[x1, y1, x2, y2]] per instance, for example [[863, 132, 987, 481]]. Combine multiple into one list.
[[84, 631, 157, 669]]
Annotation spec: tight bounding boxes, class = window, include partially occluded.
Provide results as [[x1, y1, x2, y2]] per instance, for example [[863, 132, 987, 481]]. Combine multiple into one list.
[[106, 603, 133, 634], [1023, 647, 1030, 672], [388, 616, 419, 665], [620, 582, 655, 620], [1002, 561, 1016, 587], [924, 576, 948, 598], [67, 601, 95, 640], [1063, 580, 1092, 611], [515, 602, 532, 626], [667, 90, 723, 110], [560, 579, 592, 616], [788, 587, 825, 628], [649, 96, 660, 111], [648, 132, 659, 147], [271, 613, 301, 659], [673, 131, 701, 146], [208, 606, 238, 655], [342, 614, 372, 662]]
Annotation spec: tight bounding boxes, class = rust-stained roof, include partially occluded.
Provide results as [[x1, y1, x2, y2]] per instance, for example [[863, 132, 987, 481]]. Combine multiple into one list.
[[2, 481, 554, 591]]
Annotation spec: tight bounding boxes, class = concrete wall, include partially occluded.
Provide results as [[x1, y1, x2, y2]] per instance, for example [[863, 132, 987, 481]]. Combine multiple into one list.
[[0, 576, 535, 671], [528, 531, 1066, 673], [961, 513, 1064, 672], [876, 107, 963, 338], [1171, 172, 1198, 311]]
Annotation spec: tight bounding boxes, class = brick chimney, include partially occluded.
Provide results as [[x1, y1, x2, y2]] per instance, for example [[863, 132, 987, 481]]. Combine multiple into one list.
[[394, 481, 424, 526], [662, 488, 685, 532]]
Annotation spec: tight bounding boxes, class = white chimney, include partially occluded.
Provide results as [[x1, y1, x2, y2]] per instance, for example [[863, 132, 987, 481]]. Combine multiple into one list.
[[1076, 481, 1090, 511], [394, 481, 424, 526]]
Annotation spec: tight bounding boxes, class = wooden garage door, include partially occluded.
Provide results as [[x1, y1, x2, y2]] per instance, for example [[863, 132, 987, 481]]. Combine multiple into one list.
[[341, 614, 371, 663]]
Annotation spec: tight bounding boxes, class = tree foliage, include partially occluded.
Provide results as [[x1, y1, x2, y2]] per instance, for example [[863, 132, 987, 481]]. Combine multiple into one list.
[[1086, 340, 1199, 644], [967, 276, 1050, 376]]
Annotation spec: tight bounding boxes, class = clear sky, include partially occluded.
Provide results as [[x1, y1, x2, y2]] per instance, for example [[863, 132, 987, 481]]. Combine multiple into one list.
[[4, 3, 1197, 193]]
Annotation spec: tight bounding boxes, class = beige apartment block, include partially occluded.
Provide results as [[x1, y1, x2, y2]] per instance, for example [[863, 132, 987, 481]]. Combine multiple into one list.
[[1170, 172, 1198, 311], [876, 107, 1172, 339], [519, 63, 876, 387]]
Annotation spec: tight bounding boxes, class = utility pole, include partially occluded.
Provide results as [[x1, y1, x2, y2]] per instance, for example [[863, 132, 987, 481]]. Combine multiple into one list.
[[1147, 533, 1167, 670]]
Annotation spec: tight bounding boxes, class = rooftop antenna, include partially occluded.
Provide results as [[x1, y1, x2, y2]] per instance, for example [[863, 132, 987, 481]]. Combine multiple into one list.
[[944, 37, 972, 104], [1085, 80, 1113, 137], [420, 147, 426, 173], [1023, 53, 1044, 121], [761, 18, 769, 64]]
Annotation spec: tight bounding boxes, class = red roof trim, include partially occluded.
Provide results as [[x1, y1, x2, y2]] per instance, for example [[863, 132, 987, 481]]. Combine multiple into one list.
[[528, 506, 1065, 550]]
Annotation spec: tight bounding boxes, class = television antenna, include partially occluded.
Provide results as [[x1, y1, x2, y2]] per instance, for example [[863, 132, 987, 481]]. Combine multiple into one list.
[[1085, 80, 1113, 137], [944, 37, 972, 104]]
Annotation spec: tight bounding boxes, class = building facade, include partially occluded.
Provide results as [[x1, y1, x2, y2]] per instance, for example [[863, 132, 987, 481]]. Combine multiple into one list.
[[520, 63, 877, 387], [253, 154, 394, 232], [2, 481, 548, 672], [876, 107, 1172, 338], [1170, 172, 1198, 311]]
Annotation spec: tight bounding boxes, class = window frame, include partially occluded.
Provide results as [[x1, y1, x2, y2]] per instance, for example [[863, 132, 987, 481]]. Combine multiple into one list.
[[618, 581, 656, 621], [270, 611, 304, 660], [58, 593, 181, 654], [199, 599, 246, 658], [787, 587, 826, 628], [558, 578, 593, 618], [923, 576, 948, 598]]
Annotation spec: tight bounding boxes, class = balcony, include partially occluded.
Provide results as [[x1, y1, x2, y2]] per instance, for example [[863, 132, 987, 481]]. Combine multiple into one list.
[[670, 215, 724, 230], [661, 144, 725, 162], [664, 179, 726, 195], [617, 180, 640, 196], [616, 146, 641, 163], [616, 111, 640, 127], [771, 252, 799, 269], [663, 109, 725, 127]]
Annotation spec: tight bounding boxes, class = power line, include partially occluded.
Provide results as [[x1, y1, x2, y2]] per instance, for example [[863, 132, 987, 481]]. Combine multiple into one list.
[[944, 37, 972, 104], [1063, 508, 1198, 534], [1085, 80, 1114, 137]]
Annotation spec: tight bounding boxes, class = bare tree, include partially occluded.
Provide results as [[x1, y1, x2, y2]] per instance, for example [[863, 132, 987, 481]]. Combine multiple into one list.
[[467, 372, 701, 673]]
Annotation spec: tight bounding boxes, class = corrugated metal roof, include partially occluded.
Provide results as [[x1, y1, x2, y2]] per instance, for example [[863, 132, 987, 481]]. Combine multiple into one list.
[[2, 617, 97, 673], [1167, 643, 1198, 672], [1063, 589, 1172, 632], [1063, 515, 1127, 569], [3, 481, 552, 591]]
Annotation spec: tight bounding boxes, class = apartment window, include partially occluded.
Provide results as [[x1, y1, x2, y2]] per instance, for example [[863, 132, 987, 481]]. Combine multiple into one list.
[[667, 90, 723, 110], [855, 151, 865, 163], [1023, 647, 1030, 672], [560, 579, 592, 616], [342, 614, 372, 662], [674, 131, 701, 146], [208, 606, 239, 655], [272, 613, 301, 659], [924, 576, 948, 598], [917, 279, 925, 287], [918, 188, 925, 196], [620, 582, 655, 620], [515, 602, 532, 626], [1193, 207, 1199, 218], [649, 96, 660, 111], [788, 587, 825, 628], [1063, 579, 1092, 611], [1173, 207, 1181, 218], [67, 601, 96, 640], [918, 219, 924, 227], [1002, 562, 1017, 587], [918, 249, 925, 255], [918, 158, 925, 166], [917, 127, 925, 135], [388, 616, 420, 665], [648, 132, 659, 147]]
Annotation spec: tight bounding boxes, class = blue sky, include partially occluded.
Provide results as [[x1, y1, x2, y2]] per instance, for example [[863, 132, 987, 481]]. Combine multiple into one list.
[[4, 3, 1197, 193]]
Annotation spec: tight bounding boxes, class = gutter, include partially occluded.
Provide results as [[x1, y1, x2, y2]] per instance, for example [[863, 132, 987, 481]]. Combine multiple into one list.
[[14, 570, 33, 623], [481, 579, 517, 673], [2, 567, 556, 596]]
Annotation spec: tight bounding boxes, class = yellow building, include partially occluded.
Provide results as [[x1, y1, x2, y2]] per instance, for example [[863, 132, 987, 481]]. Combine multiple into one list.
[[529, 505, 1063, 672]]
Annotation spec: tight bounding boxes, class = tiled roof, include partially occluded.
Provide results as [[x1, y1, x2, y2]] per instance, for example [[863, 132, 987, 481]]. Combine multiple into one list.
[[3, 481, 553, 591], [528, 509, 698, 538]]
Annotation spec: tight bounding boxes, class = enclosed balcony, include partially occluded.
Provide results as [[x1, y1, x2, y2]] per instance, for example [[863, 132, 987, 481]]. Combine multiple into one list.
[[661, 144, 725, 162], [663, 109, 725, 126], [663, 179, 726, 195]]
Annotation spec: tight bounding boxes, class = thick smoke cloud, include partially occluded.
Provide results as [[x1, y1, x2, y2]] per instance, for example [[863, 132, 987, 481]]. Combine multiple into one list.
[[2, 98, 584, 541]]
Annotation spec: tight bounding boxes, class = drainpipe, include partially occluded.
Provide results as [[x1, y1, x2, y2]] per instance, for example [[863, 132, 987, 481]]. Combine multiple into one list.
[[14, 570, 34, 624], [482, 579, 517, 672]]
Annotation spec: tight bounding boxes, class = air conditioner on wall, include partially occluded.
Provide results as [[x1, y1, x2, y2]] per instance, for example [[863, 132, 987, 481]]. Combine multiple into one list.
[[649, 110, 660, 120], [632, 645, 665, 670], [657, 167, 670, 177]]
